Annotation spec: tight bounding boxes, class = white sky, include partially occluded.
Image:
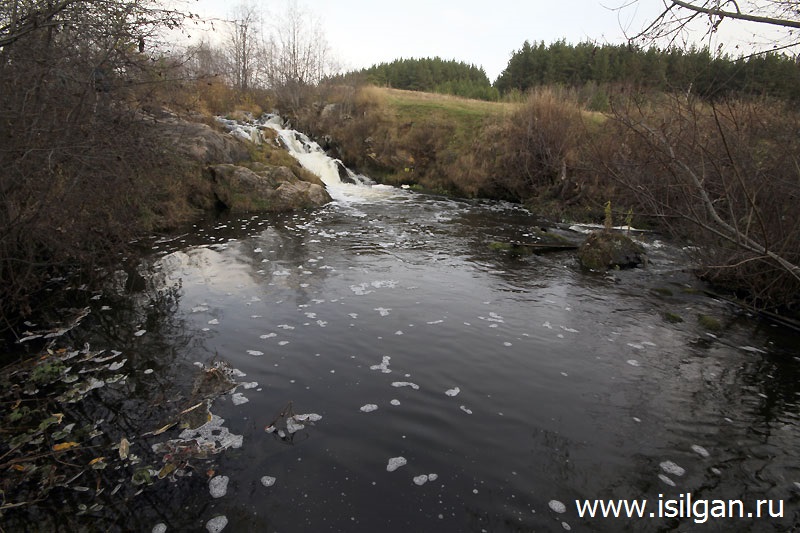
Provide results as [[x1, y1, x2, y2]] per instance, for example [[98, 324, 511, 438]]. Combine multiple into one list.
[[181, 0, 780, 83]]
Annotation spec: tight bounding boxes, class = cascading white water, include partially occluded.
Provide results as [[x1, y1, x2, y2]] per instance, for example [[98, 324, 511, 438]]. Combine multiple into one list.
[[216, 113, 402, 204]]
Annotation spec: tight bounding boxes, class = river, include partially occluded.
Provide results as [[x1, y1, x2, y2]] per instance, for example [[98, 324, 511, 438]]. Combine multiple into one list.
[[7, 118, 799, 532]]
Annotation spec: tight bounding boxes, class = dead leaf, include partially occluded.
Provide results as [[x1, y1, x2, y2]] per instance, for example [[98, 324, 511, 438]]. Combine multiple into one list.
[[158, 462, 177, 479], [178, 402, 204, 416], [119, 437, 130, 460], [53, 441, 79, 452], [89, 457, 105, 466], [146, 422, 176, 436]]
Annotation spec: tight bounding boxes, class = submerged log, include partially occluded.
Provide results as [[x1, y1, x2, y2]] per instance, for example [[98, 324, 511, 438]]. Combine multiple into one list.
[[489, 241, 579, 255]]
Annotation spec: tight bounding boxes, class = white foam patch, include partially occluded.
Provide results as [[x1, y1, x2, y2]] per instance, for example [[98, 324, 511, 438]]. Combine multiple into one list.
[[360, 404, 378, 413], [260, 333, 276, 339], [549, 500, 566, 513], [205, 515, 228, 533], [542, 321, 553, 329], [374, 307, 392, 316], [445, 387, 460, 397], [261, 476, 277, 487], [209, 475, 229, 498], [134, 330, 146, 337], [658, 474, 676, 486], [392, 382, 419, 390], [460, 406, 473, 414], [740, 346, 767, 354], [660, 461, 685, 476], [627, 359, 641, 367], [390, 399, 401, 406], [208, 319, 219, 325], [231, 393, 249, 405], [691, 444, 710, 458], [370, 356, 392, 373], [387, 457, 407, 472], [192, 306, 209, 313], [350, 284, 373, 296], [413, 475, 429, 486], [247, 350, 264, 356], [178, 415, 243, 450], [152, 523, 167, 533]]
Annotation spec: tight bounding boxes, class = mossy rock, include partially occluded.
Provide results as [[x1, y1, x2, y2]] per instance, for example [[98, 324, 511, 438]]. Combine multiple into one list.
[[577, 231, 646, 270], [697, 314, 722, 331], [664, 311, 684, 324]]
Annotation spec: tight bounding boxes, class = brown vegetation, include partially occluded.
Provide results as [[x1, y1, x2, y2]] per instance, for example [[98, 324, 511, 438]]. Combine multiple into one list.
[[296, 84, 799, 310]]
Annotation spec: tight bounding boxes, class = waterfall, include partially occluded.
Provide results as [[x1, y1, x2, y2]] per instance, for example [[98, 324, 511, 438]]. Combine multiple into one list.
[[216, 113, 398, 204]]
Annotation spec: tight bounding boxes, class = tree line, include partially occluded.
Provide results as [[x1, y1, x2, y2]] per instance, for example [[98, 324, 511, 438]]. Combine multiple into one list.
[[358, 57, 499, 101], [495, 40, 800, 101], [346, 42, 800, 103]]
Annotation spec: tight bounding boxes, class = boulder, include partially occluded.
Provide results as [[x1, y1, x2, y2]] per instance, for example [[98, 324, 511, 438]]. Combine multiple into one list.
[[158, 117, 250, 164], [578, 231, 646, 270], [208, 164, 331, 213]]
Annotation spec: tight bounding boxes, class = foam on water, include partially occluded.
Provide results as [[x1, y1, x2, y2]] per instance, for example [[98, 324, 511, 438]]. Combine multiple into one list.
[[548, 500, 566, 513], [209, 475, 229, 498], [360, 404, 378, 413], [658, 474, 676, 486], [392, 382, 419, 390], [205, 515, 228, 533], [387, 457, 407, 472], [691, 444, 710, 458], [445, 387, 460, 397], [261, 476, 277, 487], [231, 393, 249, 406], [370, 356, 392, 373], [660, 460, 685, 476]]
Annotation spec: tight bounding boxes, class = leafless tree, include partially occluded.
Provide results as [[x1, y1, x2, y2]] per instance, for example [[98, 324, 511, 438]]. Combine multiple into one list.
[[0, 0, 193, 332], [630, 0, 800, 52], [226, 1, 261, 90]]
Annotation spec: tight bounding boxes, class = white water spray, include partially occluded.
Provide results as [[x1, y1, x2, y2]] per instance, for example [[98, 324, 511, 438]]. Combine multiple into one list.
[[216, 114, 403, 204]]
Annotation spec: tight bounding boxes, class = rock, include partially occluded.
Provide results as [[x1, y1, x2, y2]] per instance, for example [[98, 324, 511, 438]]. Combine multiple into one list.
[[208, 164, 331, 213], [158, 117, 250, 164], [335, 160, 356, 184], [578, 231, 645, 270]]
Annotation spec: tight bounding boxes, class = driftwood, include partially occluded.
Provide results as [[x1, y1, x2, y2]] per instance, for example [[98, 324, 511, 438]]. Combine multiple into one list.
[[497, 241, 580, 255], [515, 242, 579, 252]]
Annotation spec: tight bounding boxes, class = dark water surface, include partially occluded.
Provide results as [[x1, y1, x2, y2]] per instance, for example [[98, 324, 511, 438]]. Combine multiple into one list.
[[12, 184, 800, 532]]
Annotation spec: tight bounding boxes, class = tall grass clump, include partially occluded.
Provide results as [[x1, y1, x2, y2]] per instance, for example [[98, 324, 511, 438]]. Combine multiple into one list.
[[455, 87, 589, 202]]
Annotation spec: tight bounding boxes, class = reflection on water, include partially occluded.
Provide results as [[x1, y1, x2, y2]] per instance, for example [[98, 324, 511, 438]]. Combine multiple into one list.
[[7, 188, 799, 532]]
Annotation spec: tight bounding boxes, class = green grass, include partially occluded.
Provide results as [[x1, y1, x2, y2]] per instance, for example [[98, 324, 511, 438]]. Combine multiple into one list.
[[378, 88, 518, 146]]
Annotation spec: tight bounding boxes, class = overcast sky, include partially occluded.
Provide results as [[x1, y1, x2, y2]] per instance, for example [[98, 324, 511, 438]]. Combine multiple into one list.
[[183, 0, 771, 83]]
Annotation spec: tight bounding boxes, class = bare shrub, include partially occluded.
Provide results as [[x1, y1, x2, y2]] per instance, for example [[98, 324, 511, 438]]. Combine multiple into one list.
[[598, 93, 800, 309], [0, 0, 197, 335], [457, 87, 587, 201]]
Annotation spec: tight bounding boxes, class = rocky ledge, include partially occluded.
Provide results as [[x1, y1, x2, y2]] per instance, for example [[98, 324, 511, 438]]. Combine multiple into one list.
[[157, 114, 331, 213]]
